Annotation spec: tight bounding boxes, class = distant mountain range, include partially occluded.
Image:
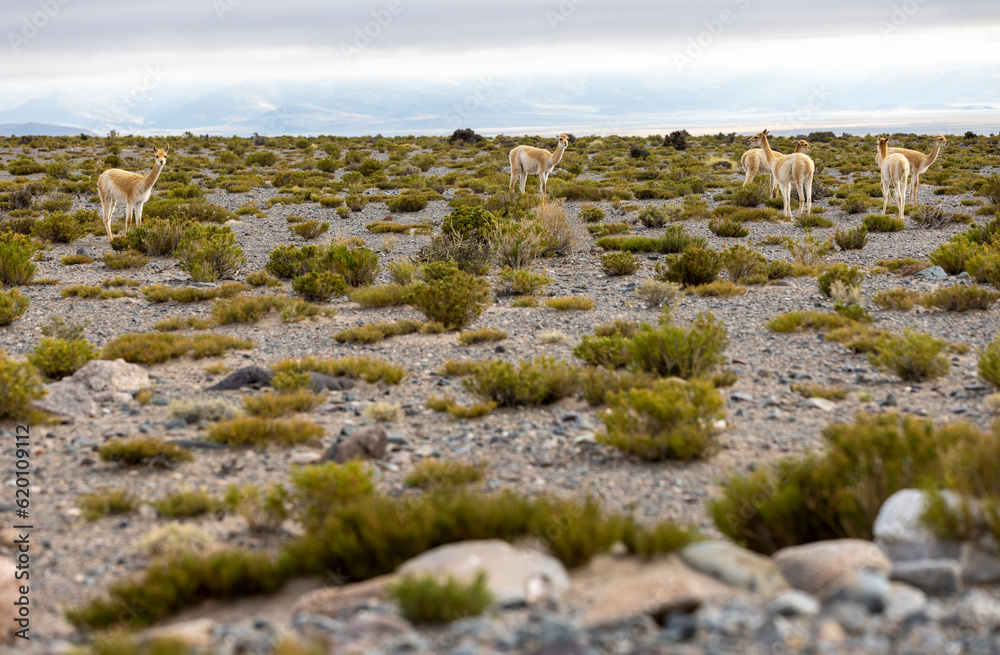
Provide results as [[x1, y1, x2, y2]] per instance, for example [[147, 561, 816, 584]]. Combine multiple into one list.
[[3, 73, 996, 137]]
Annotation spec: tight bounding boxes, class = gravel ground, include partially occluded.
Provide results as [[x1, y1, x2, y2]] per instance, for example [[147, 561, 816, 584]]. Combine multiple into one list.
[[1, 146, 998, 647]]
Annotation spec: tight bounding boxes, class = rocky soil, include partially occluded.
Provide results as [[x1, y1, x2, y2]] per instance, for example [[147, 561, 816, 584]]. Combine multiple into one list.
[[1, 141, 1000, 654]]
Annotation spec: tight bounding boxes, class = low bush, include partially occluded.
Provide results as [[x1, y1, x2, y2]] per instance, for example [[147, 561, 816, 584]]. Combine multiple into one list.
[[0, 351, 46, 420], [28, 337, 95, 379], [929, 236, 977, 275], [638, 205, 674, 228], [599, 379, 724, 461], [544, 296, 595, 311], [0, 288, 30, 326], [77, 489, 138, 521], [289, 220, 329, 240], [98, 437, 194, 467], [691, 280, 747, 296], [391, 573, 492, 624], [708, 217, 749, 238], [720, 244, 768, 283], [176, 224, 245, 282], [101, 333, 255, 364], [635, 278, 683, 309], [243, 389, 322, 418], [841, 194, 871, 214], [457, 328, 508, 346], [246, 270, 284, 288], [627, 312, 728, 379], [494, 267, 550, 296], [141, 282, 248, 303], [326, 242, 380, 287], [796, 214, 834, 229], [170, 398, 237, 424], [31, 210, 82, 243], [862, 214, 905, 232], [207, 417, 324, 448], [579, 204, 605, 222], [291, 271, 348, 302], [126, 217, 190, 256], [0, 231, 40, 285], [920, 285, 1000, 311], [817, 263, 864, 298], [385, 192, 429, 213], [600, 251, 640, 276], [152, 488, 225, 518], [211, 295, 325, 325], [873, 287, 921, 310], [655, 245, 721, 287], [868, 329, 950, 382], [407, 262, 492, 330], [834, 226, 868, 250], [419, 233, 493, 274], [979, 338, 1000, 389], [349, 283, 411, 307], [60, 254, 93, 265], [790, 383, 848, 400], [464, 356, 578, 407], [426, 394, 497, 419], [270, 355, 406, 386], [766, 310, 853, 333], [729, 184, 767, 208], [404, 459, 485, 489], [334, 319, 424, 344], [61, 285, 132, 299]]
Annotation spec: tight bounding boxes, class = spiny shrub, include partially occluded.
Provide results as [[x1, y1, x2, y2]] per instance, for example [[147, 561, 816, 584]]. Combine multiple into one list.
[[60, 254, 93, 265], [291, 271, 348, 302], [720, 244, 768, 282], [979, 337, 1000, 389], [691, 280, 746, 297], [767, 310, 853, 333], [655, 245, 721, 287], [246, 270, 283, 288], [636, 278, 683, 309], [289, 220, 329, 240], [326, 242, 380, 287], [600, 379, 724, 461], [601, 251, 640, 276], [207, 417, 324, 448], [28, 337, 95, 379], [31, 210, 81, 243], [873, 287, 920, 310], [579, 204, 605, 222], [574, 333, 630, 370], [243, 389, 322, 418], [0, 231, 38, 285], [102, 250, 149, 270], [170, 398, 237, 424], [101, 333, 255, 364], [176, 224, 245, 282], [334, 319, 424, 344], [266, 244, 321, 279], [638, 205, 674, 228], [271, 355, 406, 386], [141, 282, 248, 303], [729, 183, 767, 208], [152, 488, 225, 518], [708, 217, 749, 238], [908, 205, 954, 229], [464, 356, 578, 407], [495, 267, 550, 296], [77, 489, 138, 521], [211, 295, 323, 325], [0, 288, 30, 326], [426, 394, 497, 419], [817, 263, 864, 298], [920, 285, 1000, 311], [225, 483, 288, 533], [841, 194, 870, 214], [710, 411, 961, 553], [126, 217, 191, 256], [385, 192, 429, 213], [796, 214, 834, 229], [404, 459, 485, 489], [862, 214, 905, 232], [98, 437, 194, 467], [627, 312, 728, 379], [929, 236, 977, 275], [41, 316, 88, 340], [868, 329, 950, 381], [0, 350, 46, 420], [834, 226, 868, 251], [966, 247, 1000, 288], [544, 296, 595, 311], [457, 328, 507, 346], [407, 261, 492, 330], [388, 260, 417, 285], [391, 573, 492, 624], [441, 205, 496, 242], [349, 283, 410, 308]]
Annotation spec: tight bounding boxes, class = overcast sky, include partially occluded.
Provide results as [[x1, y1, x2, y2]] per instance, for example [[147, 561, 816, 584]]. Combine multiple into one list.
[[2, 0, 998, 134]]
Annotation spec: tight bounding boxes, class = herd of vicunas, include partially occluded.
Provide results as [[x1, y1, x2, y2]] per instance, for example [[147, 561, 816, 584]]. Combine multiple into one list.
[[97, 130, 950, 243]]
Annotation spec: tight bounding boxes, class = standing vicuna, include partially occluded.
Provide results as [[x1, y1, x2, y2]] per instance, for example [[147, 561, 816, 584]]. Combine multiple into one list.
[[747, 129, 814, 218], [508, 133, 569, 202], [741, 139, 811, 198], [875, 134, 947, 204], [877, 137, 910, 220], [98, 145, 168, 241]]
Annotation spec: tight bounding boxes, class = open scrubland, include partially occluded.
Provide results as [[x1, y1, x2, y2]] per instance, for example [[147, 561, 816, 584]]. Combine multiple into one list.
[[3, 129, 1000, 653]]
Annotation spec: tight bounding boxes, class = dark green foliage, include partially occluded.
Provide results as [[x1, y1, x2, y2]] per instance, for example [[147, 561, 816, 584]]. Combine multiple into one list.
[[862, 214, 905, 232], [818, 263, 864, 297], [834, 226, 868, 250], [979, 337, 1000, 388], [31, 210, 82, 243], [842, 194, 870, 214], [385, 192, 428, 212], [708, 217, 749, 238], [325, 242, 380, 287], [391, 573, 492, 624], [126, 217, 191, 256], [176, 224, 245, 282], [929, 236, 977, 275], [28, 337, 95, 379], [266, 244, 322, 279], [729, 184, 767, 208], [464, 356, 578, 407], [711, 412, 962, 553], [600, 379, 724, 461], [720, 244, 768, 282], [291, 271, 348, 302], [656, 245, 721, 286], [103, 250, 150, 270], [626, 312, 728, 379], [404, 460, 485, 490], [407, 262, 491, 330], [574, 334, 630, 369], [441, 205, 497, 242]]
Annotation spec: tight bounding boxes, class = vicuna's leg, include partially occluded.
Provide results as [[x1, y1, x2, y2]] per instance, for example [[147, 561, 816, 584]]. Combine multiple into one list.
[[780, 183, 791, 218], [805, 173, 813, 216], [106, 200, 118, 239], [540, 171, 548, 202], [742, 154, 757, 187], [910, 174, 919, 204], [519, 170, 527, 194], [896, 180, 906, 220], [134, 202, 144, 229], [881, 177, 890, 215], [509, 155, 518, 192], [795, 179, 806, 217]]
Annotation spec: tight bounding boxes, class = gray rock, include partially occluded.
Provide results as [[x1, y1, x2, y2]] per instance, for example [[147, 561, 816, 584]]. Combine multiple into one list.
[[205, 366, 273, 391], [891, 559, 962, 597], [730, 392, 754, 403], [826, 600, 870, 634], [873, 489, 963, 562], [36, 359, 151, 418], [960, 540, 1000, 585], [768, 590, 820, 617], [679, 541, 789, 595], [308, 372, 355, 392], [164, 418, 187, 430], [397, 539, 569, 607], [823, 570, 890, 613], [802, 397, 837, 411], [954, 589, 1000, 631], [324, 425, 387, 463], [772, 539, 891, 595], [915, 265, 948, 279], [883, 582, 928, 625], [661, 611, 697, 642], [35, 379, 99, 418]]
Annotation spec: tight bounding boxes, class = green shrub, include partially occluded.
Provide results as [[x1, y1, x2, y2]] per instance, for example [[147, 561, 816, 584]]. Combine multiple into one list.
[[289, 220, 329, 240], [98, 438, 194, 466], [457, 328, 508, 346], [225, 483, 289, 533], [817, 263, 864, 298], [655, 245, 721, 286], [920, 285, 1000, 311], [101, 333, 255, 364], [0, 350, 46, 420], [325, 242, 380, 287], [407, 262, 491, 330], [266, 244, 321, 279], [929, 236, 977, 275], [691, 280, 747, 296], [720, 244, 768, 282], [544, 296, 595, 311], [579, 204, 605, 222], [873, 287, 920, 310], [176, 224, 245, 282], [61, 285, 132, 299], [708, 217, 749, 238], [842, 194, 870, 214], [796, 214, 834, 229], [243, 389, 322, 418], [599, 379, 724, 461], [77, 489, 138, 521], [28, 337, 95, 379], [334, 319, 424, 344], [291, 271, 348, 302], [60, 254, 93, 265], [979, 337, 1000, 388], [966, 247, 1000, 287], [271, 355, 406, 386], [862, 214, 905, 232], [868, 329, 950, 381], [834, 226, 868, 251], [0, 288, 30, 326], [31, 210, 82, 243], [0, 231, 38, 285], [349, 283, 410, 307], [600, 251, 640, 276], [207, 417, 324, 447], [464, 356, 578, 407], [729, 184, 767, 208], [385, 192, 428, 213], [244, 270, 283, 288], [627, 312, 728, 379], [245, 150, 278, 167], [102, 250, 149, 270], [391, 572, 492, 624], [767, 310, 853, 333], [152, 488, 225, 518], [638, 205, 675, 228], [211, 295, 324, 324], [41, 316, 88, 340], [495, 267, 550, 296], [404, 460, 485, 490], [710, 411, 957, 553], [141, 282, 247, 303], [635, 278, 683, 308]]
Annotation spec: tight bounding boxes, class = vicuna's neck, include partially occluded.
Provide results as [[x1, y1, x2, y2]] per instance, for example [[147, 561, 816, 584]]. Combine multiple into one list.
[[925, 140, 942, 165], [759, 134, 776, 163], [549, 142, 567, 167], [142, 161, 164, 192], [878, 140, 888, 162]]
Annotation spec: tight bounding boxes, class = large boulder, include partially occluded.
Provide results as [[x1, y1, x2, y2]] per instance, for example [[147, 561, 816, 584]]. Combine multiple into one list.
[[679, 540, 789, 596], [772, 539, 892, 595], [35, 358, 150, 418], [397, 539, 569, 607], [873, 489, 963, 563], [324, 425, 387, 463]]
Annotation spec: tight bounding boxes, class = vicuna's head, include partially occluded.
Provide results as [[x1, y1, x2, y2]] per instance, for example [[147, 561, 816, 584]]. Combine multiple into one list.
[[932, 135, 948, 147], [747, 129, 769, 146], [794, 140, 812, 153], [556, 133, 570, 148], [876, 136, 889, 155], [153, 144, 168, 167]]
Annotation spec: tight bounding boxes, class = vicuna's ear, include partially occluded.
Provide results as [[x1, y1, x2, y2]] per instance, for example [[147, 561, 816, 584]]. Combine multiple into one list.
[[164, 144, 169, 153], [763, 129, 770, 135]]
